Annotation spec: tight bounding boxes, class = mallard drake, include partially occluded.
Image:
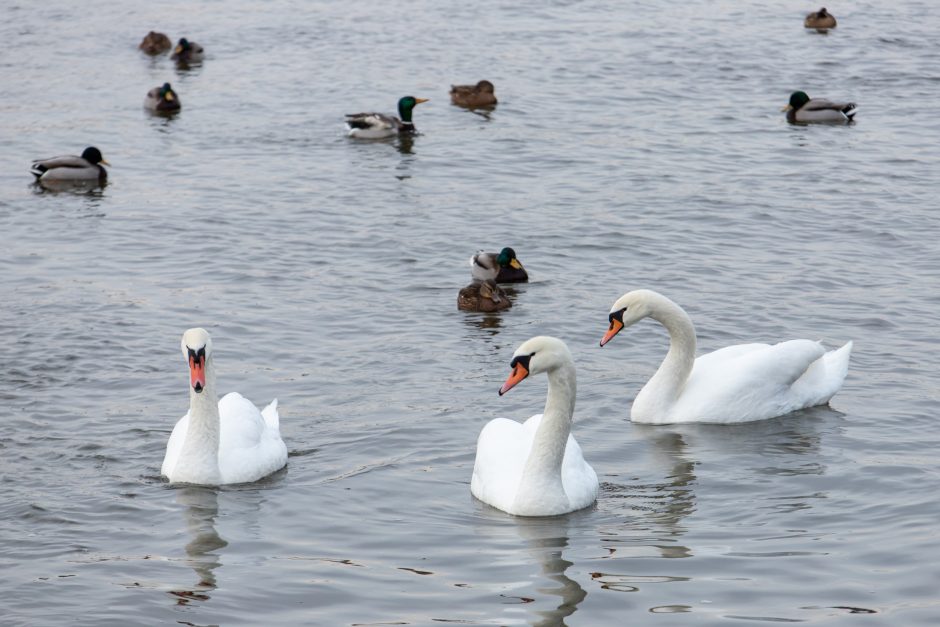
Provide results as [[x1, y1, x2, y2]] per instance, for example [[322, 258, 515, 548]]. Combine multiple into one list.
[[345, 96, 428, 138], [30, 147, 109, 185], [458, 279, 511, 312], [171, 38, 204, 64], [804, 8, 837, 29], [470, 247, 528, 283], [783, 91, 857, 123], [139, 31, 172, 55], [450, 80, 497, 108], [144, 82, 181, 112]]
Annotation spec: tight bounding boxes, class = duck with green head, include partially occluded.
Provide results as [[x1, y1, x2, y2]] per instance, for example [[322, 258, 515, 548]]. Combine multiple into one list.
[[470, 247, 528, 283], [783, 91, 856, 123], [145, 82, 181, 112], [30, 146, 109, 185], [171, 38, 204, 64], [345, 96, 429, 138]]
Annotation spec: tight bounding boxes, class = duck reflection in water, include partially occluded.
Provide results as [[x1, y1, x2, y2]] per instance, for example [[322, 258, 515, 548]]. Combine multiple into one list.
[[169, 486, 227, 605]]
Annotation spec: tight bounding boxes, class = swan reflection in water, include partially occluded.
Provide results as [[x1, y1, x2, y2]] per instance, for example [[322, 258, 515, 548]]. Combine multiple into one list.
[[169, 486, 227, 605], [474, 510, 589, 627]]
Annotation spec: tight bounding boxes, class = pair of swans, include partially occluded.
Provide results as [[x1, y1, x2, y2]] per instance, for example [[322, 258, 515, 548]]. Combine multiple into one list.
[[471, 289, 852, 517]]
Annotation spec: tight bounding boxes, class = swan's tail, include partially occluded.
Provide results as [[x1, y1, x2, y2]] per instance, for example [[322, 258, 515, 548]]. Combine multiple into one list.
[[261, 399, 280, 430], [792, 341, 852, 406]]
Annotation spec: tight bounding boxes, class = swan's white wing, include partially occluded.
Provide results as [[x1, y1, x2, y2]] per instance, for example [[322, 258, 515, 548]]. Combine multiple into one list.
[[217, 392, 287, 484], [790, 341, 853, 406], [161, 413, 189, 478], [471, 416, 532, 512], [675, 340, 828, 423], [560, 432, 599, 510]]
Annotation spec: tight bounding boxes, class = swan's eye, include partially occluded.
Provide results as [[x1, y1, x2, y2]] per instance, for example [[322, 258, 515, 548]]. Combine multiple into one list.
[[510, 353, 534, 369], [608, 308, 626, 326]]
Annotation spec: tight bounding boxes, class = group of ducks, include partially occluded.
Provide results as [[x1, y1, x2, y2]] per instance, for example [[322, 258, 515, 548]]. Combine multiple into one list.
[[29, 31, 205, 188], [164, 283, 852, 518]]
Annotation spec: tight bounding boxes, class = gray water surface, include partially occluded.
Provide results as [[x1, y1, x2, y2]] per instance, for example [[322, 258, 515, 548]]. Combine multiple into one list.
[[2, 0, 939, 625]]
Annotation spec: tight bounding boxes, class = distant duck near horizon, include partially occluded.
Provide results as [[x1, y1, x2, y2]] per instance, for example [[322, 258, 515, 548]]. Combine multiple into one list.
[[171, 38, 204, 64], [162, 328, 287, 486], [450, 80, 498, 108], [804, 7, 837, 30], [139, 31, 172, 55], [600, 289, 852, 425], [783, 91, 857, 123], [345, 96, 428, 138], [30, 146, 109, 185], [470, 248, 528, 283], [145, 82, 181, 112]]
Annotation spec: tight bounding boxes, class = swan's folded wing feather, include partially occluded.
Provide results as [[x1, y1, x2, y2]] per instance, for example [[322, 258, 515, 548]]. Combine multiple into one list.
[[471, 416, 533, 510], [261, 399, 279, 430], [218, 392, 267, 451], [161, 413, 190, 477]]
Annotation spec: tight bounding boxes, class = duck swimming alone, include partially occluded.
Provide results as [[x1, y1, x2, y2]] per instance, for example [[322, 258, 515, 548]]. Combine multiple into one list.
[[458, 279, 511, 312], [470, 247, 528, 283], [144, 82, 181, 112], [804, 7, 837, 29], [139, 31, 172, 55], [30, 146, 109, 185], [345, 96, 428, 139], [783, 91, 857, 123], [171, 38, 204, 64], [450, 80, 498, 108]]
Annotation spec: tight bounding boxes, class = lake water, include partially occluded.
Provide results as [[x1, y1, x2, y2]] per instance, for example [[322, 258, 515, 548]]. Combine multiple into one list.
[[2, 0, 939, 624]]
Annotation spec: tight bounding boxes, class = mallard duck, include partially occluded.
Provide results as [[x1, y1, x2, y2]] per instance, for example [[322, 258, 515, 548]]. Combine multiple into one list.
[[458, 279, 511, 312], [345, 96, 428, 138], [470, 247, 528, 283], [139, 31, 172, 55], [783, 91, 857, 123], [804, 8, 837, 29], [144, 82, 181, 112], [450, 80, 497, 108], [30, 147, 109, 184], [171, 38, 204, 64]]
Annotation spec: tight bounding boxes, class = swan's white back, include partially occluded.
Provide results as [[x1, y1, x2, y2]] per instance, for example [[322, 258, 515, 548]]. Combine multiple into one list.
[[471, 414, 598, 515], [162, 393, 287, 485], [646, 339, 853, 424]]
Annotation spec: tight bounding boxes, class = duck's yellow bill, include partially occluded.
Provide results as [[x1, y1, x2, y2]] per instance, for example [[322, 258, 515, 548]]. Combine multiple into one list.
[[415, 98, 429, 104], [509, 259, 523, 270], [781, 104, 793, 112]]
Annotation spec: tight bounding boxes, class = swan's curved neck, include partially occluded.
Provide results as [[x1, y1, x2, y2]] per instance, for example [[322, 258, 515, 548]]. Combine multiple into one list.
[[515, 361, 576, 508], [637, 295, 697, 415], [177, 358, 222, 483]]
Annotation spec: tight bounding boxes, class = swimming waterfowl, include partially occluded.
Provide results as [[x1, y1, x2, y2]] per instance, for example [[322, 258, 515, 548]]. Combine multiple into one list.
[[345, 96, 428, 139], [145, 82, 181, 112], [783, 91, 857, 123], [30, 147, 109, 185], [171, 38, 204, 64], [804, 8, 837, 29], [139, 31, 172, 55], [458, 279, 511, 312], [450, 80, 498, 108], [162, 328, 288, 485], [471, 336, 598, 516], [600, 289, 853, 424], [470, 247, 528, 283]]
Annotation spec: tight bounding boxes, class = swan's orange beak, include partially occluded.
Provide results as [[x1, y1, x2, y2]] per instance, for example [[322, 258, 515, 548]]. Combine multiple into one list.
[[600, 317, 624, 347], [499, 361, 529, 396], [189, 353, 206, 393]]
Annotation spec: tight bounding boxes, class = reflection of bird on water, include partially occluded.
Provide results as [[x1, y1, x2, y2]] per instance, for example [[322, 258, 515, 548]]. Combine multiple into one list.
[[169, 487, 227, 604], [516, 515, 587, 626]]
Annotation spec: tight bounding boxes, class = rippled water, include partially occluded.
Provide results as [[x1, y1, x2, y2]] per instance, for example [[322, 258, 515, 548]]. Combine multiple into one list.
[[2, 0, 940, 624]]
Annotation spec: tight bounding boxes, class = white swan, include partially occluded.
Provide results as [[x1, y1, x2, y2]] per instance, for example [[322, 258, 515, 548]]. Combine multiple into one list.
[[600, 290, 852, 425], [162, 328, 288, 485], [471, 336, 598, 516]]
